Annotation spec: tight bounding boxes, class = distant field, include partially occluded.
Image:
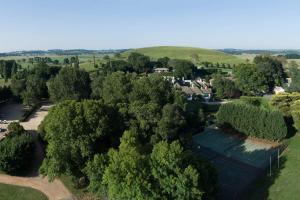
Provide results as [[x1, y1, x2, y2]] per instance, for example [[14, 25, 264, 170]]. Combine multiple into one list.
[[287, 59, 300, 66], [123, 46, 246, 64], [235, 53, 257, 62], [0, 54, 107, 72], [0, 183, 48, 200]]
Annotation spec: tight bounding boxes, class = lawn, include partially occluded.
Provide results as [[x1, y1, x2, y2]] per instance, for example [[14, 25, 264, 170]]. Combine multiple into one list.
[[123, 46, 246, 65], [0, 183, 48, 200], [245, 133, 300, 200]]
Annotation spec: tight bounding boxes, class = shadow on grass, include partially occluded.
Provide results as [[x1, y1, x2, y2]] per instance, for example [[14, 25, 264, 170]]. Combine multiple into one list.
[[285, 117, 297, 139], [243, 155, 287, 200]]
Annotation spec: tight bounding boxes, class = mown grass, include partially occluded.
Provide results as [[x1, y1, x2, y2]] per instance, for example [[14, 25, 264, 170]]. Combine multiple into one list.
[[245, 133, 300, 200], [123, 46, 246, 64], [0, 183, 48, 200]]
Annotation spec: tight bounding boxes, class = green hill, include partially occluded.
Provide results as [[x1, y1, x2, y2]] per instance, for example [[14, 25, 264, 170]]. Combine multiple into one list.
[[123, 46, 245, 64]]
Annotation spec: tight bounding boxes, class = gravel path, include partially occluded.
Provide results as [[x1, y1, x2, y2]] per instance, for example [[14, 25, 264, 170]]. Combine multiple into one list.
[[0, 105, 75, 200]]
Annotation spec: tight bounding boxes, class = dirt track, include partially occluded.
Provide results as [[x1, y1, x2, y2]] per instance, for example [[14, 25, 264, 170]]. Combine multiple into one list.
[[0, 105, 75, 200]]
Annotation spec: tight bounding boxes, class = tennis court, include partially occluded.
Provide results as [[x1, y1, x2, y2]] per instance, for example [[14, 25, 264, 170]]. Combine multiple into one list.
[[193, 128, 280, 199]]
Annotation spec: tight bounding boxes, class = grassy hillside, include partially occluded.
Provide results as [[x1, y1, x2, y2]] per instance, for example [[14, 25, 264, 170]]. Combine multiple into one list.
[[123, 46, 245, 64]]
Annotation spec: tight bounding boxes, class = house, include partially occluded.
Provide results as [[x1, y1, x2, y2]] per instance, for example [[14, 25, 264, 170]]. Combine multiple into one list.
[[201, 87, 213, 101], [273, 86, 285, 94], [154, 67, 169, 73], [174, 79, 213, 101]]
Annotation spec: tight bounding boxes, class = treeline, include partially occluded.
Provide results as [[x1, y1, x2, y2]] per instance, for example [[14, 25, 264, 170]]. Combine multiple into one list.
[[233, 56, 286, 95], [283, 54, 300, 59], [30, 53, 218, 199], [271, 93, 300, 132], [0, 60, 21, 81], [11, 63, 61, 105], [201, 61, 235, 69], [39, 74, 217, 199], [217, 102, 287, 140]]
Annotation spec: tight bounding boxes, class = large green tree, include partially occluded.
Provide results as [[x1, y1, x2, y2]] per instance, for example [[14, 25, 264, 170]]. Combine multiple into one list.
[[0, 123, 34, 175], [128, 52, 152, 73], [39, 100, 123, 180], [169, 59, 197, 79], [212, 74, 240, 99], [288, 63, 300, 92], [151, 141, 217, 200], [233, 64, 268, 95], [48, 67, 91, 102]]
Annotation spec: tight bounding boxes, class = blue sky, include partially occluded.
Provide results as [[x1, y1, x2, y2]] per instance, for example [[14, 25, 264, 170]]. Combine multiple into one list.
[[0, 0, 299, 52]]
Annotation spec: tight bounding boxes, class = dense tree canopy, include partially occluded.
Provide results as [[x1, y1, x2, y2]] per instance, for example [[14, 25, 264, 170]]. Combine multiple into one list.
[[0, 60, 20, 81], [87, 131, 217, 200], [233, 64, 268, 95], [270, 93, 300, 117], [10, 63, 61, 105], [217, 102, 287, 140], [212, 74, 240, 99], [169, 59, 197, 79], [39, 100, 123, 180], [0, 123, 34, 175], [291, 100, 300, 131], [234, 56, 286, 95], [128, 52, 152, 73], [48, 67, 91, 102], [287, 63, 300, 92]]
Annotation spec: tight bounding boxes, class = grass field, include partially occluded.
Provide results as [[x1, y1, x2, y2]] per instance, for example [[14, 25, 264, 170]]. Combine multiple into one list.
[[0, 183, 48, 200], [0, 54, 105, 72], [287, 59, 300, 66], [123, 46, 246, 64], [245, 133, 300, 200]]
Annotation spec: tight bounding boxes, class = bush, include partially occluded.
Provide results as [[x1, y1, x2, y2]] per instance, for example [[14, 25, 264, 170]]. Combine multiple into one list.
[[291, 100, 300, 131], [217, 103, 287, 140], [0, 133, 34, 174], [270, 92, 300, 117]]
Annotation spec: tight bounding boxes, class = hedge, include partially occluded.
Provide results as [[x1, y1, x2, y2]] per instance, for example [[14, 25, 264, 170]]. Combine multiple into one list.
[[216, 103, 287, 140]]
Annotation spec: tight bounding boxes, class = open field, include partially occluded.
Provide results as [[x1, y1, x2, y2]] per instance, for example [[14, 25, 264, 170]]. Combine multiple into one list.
[[245, 134, 300, 200], [287, 59, 300, 66], [0, 54, 106, 72], [0, 183, 48, 200], [123, 46, 246, 64], [193, 127, 279, 199]]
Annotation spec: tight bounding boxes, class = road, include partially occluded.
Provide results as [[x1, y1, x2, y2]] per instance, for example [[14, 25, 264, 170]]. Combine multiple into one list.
[[0, 105, 75, 200]]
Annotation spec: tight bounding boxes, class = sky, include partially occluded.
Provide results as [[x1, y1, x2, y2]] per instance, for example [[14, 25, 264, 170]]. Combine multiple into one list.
[[0, 0, 299, 52]]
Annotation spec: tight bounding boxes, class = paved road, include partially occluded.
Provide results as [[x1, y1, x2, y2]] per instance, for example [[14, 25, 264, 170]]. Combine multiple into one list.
[[0, 105, 75, 200]]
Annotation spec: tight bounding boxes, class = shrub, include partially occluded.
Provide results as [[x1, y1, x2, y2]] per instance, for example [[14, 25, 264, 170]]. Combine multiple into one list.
[[217, 103, 287, 140], [0, 133, 34, 174], [291, 100, 300, 131]]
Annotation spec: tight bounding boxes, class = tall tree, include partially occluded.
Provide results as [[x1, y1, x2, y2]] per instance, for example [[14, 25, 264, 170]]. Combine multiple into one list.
[[48, 67, 91, 102], [128, 52, 152, 73]]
